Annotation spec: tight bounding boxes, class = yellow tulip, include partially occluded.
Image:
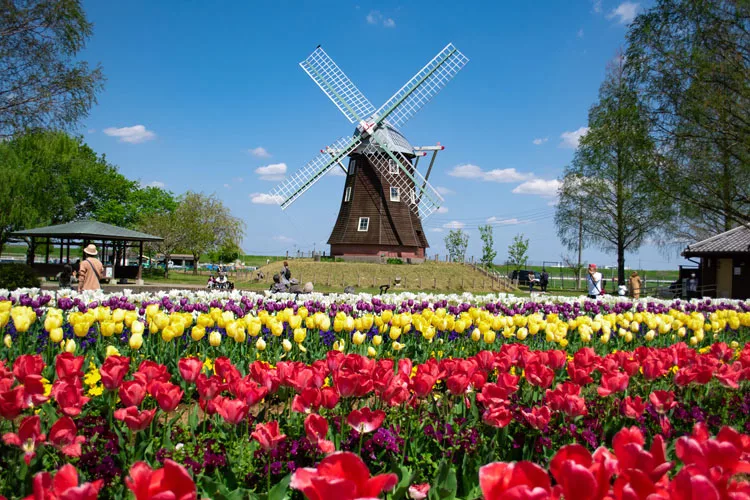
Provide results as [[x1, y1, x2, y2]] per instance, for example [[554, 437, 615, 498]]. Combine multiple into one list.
[[145, 304, 159, 318], [471, 328, 481, 342], [389, 326, 402, 341], [289, 315, 302, 329], [372, 335, 382, 346], [129, 333, 143, 350], [352, 331, 366, 345], [191, 325, 206, 342], [161, 327, 175, 342], [516, 327, 528, 341], [367, 346, 377, 357], [270, 321, 283, 337], [100, 321, 116, 337], [422, 327, 436, 342], [106, 345, 121, 358], [483, 330, 496, 344], [0, 301, 10, 312], [209, 330, 222, 347], [255, 337, 266, 351], [131, 320, 145, 335], [333, 339, 346, 352], [64, 339, 76, 353], [50, 327, 64, 344], [44, 315, 61, 332], [282, 339, 293, 352], [294, 328, 307, 344], [644, 330, 656, 342], [234, 329, 246, 343], [73, 322, 90, 337], [305, 317, 316, 329], [319, 316, 331, 331], [3, 334, 11, 348], [154, 313, 170, 331], [392, 341, 405, 351], [0, 311, 8, 329]]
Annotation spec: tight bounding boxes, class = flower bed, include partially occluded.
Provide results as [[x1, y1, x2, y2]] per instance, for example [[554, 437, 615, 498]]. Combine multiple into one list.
[[0, 290, 748, 498]]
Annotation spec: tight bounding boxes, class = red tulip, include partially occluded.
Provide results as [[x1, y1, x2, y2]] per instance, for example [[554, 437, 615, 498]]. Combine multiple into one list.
[[0, 385, 25, 419], [477, 383, 511, 407], [178, 357, 203, 384], [114, 406, 157, 432], [25, 464, 103, 500], [153, 382, 183, 413], [48, 416, 85, 457], [196, 373, 225, 400], [2, 415, 46, 465], [251, 421, 286, 451], [479, 461, 551, 500], [214, 357, 240, 383], [305, 413, 334, 454], [215, 397, 249, 425], [668, 468, 720, 500], [52, 380, 90, 417], [347, 407, 386, 434], [524, 361, 555, 389], [136, 360, 170, 384], [126, 459, 197, 500], [483, 404, 513, 429], [522, 406, 551, 431], [622, 396, 647, 418], [119, 380, 147, 407], [597, 371, 629, 397], [292, 388, 322, 414], [22, 374, 48, 406], [291, 452, 398, 500], [320, 386, 340, 409], [408, 483, 430, 500], [99, 356, 130, 391], [649, 390, 677, 414], [13, 354, 45, 385], [55, 352, 85, 380]]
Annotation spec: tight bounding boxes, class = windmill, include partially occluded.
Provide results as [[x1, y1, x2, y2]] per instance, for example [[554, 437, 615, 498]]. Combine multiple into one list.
[[271, 43, 469, 261]]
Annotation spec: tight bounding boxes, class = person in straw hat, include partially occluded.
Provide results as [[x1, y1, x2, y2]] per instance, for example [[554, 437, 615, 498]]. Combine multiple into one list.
[[78, 244, 105, 292]]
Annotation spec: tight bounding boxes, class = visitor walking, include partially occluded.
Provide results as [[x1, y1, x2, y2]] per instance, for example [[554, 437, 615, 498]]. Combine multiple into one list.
[[77, 245, 104, 292], [280, 261, 291, 285], [586, 264, 603, 299], [540, 269, 549, 292], [57, 264, 73, 289], [528, 271, 538, 293], [628, 271, 642, 299], [686, 273, 699, 299]]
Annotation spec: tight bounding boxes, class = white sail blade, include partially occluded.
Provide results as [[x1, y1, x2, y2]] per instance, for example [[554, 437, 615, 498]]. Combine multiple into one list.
[[363, 142, 444, 220], [300, 46, 376, 124], [373, 43, 468, 130], [271, 136, 361, 209]]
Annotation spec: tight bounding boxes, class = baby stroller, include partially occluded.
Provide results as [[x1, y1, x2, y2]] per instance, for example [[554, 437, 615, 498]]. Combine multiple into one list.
[[208, 273, 234, 290]]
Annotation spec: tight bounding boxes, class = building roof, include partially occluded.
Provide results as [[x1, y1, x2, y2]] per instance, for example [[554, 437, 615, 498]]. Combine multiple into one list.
[[683, 225, 750, 256], [11, 220, 164, 242], [354, 123, 414, 155]]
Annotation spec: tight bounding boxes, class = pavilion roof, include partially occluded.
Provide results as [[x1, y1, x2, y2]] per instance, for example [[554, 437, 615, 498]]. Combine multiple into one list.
[[11, 220, 163, 242]]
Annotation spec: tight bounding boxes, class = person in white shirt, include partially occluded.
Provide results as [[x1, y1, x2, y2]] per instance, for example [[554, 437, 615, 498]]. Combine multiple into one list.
[[586, 263, 603, 299]]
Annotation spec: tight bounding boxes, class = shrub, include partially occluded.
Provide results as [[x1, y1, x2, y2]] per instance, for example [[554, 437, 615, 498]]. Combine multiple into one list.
[[386, 258, 403, 265], [0, 263, 41, 290]]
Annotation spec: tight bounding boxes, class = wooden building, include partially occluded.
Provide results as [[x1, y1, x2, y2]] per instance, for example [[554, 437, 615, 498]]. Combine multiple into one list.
[[682, 225, 750, 300]]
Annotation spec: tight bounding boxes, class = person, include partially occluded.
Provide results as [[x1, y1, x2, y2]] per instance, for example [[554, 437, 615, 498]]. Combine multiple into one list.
[[628, 271, 642, 299], [77, 244, 104, 292], [302, 282, 314, 294], [207, 275, 215, 289], [540, 269, 549, 293], [256, 270, 265, 280], [686, 273, 699, 300], [528, 271, 537, 293], [586, 264, 603, 299], [280, 261, 291, 284], [270, 273, 287, 293], [57, 264, 73, 289]]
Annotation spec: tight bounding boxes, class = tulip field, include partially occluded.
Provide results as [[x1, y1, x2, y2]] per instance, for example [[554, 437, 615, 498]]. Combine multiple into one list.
[[0, 288, 749, 499]]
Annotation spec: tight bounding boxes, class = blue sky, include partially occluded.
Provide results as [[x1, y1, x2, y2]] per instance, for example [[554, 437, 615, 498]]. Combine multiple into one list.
[[78, 0, 686, 270]]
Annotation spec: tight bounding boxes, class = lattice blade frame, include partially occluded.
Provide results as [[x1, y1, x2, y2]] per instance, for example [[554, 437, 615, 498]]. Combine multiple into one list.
[[271, 136, 361, 209], [373, 43, 469, 130], [363, 141, 444, 220], [300, 47, 377, 124]]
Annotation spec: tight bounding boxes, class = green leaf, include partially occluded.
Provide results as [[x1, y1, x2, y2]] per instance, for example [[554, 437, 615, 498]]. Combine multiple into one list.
[[430, 460, 457, 500], [391, 465, 414, 499], [267, 473, 292, 500]]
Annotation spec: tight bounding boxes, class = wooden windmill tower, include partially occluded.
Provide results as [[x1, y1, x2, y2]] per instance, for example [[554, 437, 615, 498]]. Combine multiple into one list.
[[271, 44, 469, 262]]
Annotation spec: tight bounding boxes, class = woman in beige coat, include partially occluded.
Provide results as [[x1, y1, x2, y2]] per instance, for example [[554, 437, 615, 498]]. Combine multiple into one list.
[[77, 244, 105, 292], [628, 271, 642, 299]]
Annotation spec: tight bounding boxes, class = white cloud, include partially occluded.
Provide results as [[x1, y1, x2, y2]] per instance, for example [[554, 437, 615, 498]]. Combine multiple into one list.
[[430, 228, 444, 233], [486, 217, 522, 225], [448, 164, 532, 183], [577, 28, 584, 38], [532, 137, 548, 145], [435, 186, 454, 196], [366, 10, 395, 27], [273, 235, 295, 243], [593, 0, 602, 13], [255, 163, 287, 181], [607, 2, 639, 24], [512, 179, 561, 197], [87, 128, 96, 134], [142, 181, 165, 188], [436, 206, 448, 214], [232, 176, 244, 183], [223, 184, 231, 189], [103, 125, 156, 144], [560, 127, 590, 149], [250, 193, 283, 205], [249, 147, 271, 158], [442, 220, 465, 230]]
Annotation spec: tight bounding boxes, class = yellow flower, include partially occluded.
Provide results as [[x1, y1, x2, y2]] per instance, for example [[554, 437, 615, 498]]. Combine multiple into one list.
[[203, 357, 214, 372], [87, 385, 104, 397], [129, 333, 144, 350], [84, 365, 101, 386], [352, 331, 366, 345], [483, 330, 496, 344], [64, 339, 76, 353], [471, 328, 481, 342], [131, 320, 145, 336], [392, 341, 405, 351], [209, 331, 222, 347], [372, 335, 382, 346], [294, 328, 307, 344], [105, 346, 120, 358], [333, 339, 346, 352], [367, 346, 377, 357], [256, 337, 267, 351], [282, 339, 293, 352], [100, 321, 116, 337], [191, 325, 206, 342]]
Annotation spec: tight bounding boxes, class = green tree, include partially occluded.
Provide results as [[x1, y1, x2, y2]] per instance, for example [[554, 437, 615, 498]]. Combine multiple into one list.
[[95, 186, 177, 229], [1, 0, 105, 137], [215, 241, 242, 264], [555, 174, 590, 288], [557, 56, 673, 286], [444, 229, 469, 263], [139, 211, 183, 279], [173, 192, 245, 274], [626, 0, 750, 237], [478, 224, 496, 268], [506, 233, 529, 273], [0, 131, 132, 254]]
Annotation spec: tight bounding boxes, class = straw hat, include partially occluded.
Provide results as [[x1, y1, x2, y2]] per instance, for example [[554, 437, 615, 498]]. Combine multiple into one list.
[[83, 244, 98, 256]]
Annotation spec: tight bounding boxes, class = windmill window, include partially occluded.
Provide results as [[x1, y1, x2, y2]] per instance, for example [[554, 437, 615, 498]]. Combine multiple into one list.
[[344, 186, 352, 202], [388, 159, 400, 175], [349, 161, 356, 176], [358, 217, 369, 232], [390, 187, 400, 202]]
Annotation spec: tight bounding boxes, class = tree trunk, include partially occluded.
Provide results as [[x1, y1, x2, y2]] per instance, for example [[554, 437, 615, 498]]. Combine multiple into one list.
[[193, 253, 200, 275], [164, 252, 170, 279]]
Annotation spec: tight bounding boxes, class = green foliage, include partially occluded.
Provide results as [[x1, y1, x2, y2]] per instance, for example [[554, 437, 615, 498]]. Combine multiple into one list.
[[0, 0, 105, 137], [626, 0, 750, 236], [507, 233, 529, 272], [478, 224, 496, 268], [139, 211, 183, 279], [0, 263, 41, 290], [556, 57, 672, 285], [386, 258, 403, 265], [214, 241, 242, 264], [444, 229, 469, 263], [95, 186, 177, 229]]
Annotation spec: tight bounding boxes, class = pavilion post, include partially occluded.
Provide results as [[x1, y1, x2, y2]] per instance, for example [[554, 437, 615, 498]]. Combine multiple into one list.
[[137, 241, 144, 285], [59, 239, 63, 263], [45, 237, 50, 264], [27, 237, 35, 266]]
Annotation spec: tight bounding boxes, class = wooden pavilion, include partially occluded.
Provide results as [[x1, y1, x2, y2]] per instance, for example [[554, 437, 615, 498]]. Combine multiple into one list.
[[11, 220, 163, 283]]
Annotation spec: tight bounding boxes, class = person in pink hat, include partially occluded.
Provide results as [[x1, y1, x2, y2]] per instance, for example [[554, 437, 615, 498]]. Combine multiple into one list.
[[586, 263, 603, 299], [78, 244, 104, 292]]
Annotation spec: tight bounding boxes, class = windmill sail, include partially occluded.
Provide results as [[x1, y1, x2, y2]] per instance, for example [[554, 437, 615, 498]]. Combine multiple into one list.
[[373, 43, 469, 130], [300, 47, 376, 124], [271, 136, 362, 209]]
